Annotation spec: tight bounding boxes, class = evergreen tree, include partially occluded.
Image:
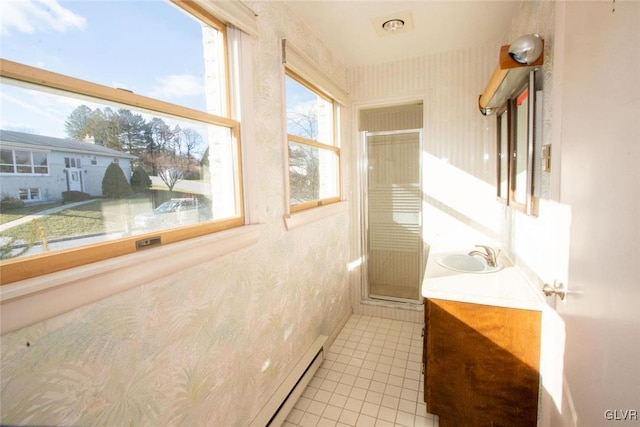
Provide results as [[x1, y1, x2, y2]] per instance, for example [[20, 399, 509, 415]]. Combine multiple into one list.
[[102, 163, 133, 198], [130, 166, 152, 193]]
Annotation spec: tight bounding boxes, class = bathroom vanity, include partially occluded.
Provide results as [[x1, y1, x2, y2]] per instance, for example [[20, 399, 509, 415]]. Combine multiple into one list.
[[422, 252, 545, 427]]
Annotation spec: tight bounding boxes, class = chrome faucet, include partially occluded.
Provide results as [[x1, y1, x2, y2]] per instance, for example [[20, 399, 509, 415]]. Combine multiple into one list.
[[468, 245, 500, 267]]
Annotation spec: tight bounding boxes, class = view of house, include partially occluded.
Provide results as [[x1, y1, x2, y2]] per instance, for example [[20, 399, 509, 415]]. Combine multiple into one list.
[[0, 129, 136, 202]]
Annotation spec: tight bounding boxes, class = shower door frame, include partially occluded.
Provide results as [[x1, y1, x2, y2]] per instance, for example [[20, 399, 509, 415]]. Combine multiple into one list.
[[361, 128, 425, 304]]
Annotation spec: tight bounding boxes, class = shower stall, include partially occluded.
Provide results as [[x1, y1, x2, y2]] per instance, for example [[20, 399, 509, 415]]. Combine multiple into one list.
[[360, 103, 425, 303]]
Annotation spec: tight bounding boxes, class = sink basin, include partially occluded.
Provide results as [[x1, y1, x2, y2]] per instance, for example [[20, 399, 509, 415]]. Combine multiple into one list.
[[436, 254, 503, 274]]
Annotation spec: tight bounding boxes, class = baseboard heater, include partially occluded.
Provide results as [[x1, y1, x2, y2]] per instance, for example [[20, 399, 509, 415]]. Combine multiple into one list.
[[250, 335, 328, 427]]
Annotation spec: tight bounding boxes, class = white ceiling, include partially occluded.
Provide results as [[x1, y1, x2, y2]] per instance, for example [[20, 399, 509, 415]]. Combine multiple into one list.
[[284, 1, 520, 67]]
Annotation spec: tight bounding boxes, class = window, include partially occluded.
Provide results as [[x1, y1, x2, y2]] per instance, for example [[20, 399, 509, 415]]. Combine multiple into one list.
[[0, 149, 49, 175], [285, 71, 340, 212], [0, 0, 244, 285], [65, 157, 82, 169], [19, 188, 41, 202]]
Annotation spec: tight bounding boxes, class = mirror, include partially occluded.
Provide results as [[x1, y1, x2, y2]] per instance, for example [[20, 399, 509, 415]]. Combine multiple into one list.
[[496, 108, 509, 202], [513, 83, 530, 206], [495, 70, 538, 215]]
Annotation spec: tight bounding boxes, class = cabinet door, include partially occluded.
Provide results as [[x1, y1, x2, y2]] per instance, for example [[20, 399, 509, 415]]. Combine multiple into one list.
[[425, 299, 541, 427]]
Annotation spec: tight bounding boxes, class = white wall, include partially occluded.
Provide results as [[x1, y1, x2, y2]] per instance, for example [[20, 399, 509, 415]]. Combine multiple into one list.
[[553, 1, 640, 425]]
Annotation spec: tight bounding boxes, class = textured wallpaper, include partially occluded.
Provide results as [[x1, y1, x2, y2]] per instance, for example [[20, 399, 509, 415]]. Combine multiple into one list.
[[0, 2, 352, 426]]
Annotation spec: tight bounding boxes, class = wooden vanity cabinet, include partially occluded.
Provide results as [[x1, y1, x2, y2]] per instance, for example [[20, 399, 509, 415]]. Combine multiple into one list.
[[424, 298, 541, 427]]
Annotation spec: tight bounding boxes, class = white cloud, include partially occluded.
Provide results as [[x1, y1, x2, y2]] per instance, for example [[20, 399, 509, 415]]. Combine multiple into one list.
[[0, 0, 86, 35], [149, 74, 204, 100]]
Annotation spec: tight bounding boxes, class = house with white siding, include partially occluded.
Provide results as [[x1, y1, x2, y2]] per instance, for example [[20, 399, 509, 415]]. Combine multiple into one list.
[[0, 130, 136, 202]]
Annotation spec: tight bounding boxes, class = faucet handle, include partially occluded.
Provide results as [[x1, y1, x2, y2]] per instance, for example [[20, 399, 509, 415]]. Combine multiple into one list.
[[474, 245, 500, 265], [474, 244, 494, 256]]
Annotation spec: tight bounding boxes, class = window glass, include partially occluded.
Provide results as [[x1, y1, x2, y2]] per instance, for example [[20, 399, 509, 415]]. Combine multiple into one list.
[[286, 76, 334, 145], [285, 72, 339, 211], [0, 82, 239, 256], [1, 0, 224, 114], [288, 141, 339, 205]]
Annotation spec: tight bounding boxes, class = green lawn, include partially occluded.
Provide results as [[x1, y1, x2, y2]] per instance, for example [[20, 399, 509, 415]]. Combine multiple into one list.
[[0, 202, 62, 225], [0, 198, 154, 242]]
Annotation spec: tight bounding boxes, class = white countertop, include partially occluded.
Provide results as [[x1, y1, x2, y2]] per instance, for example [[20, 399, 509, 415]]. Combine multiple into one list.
[[422, 251, 545, 311]]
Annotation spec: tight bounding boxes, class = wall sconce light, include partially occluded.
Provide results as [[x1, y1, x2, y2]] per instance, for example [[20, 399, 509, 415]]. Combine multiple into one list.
[[478, 35, 545, 115], [509, 34, 544, 65]]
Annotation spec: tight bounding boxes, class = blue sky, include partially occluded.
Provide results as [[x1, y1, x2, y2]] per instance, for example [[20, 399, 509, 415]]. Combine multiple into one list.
[[0, 0, 208, 138]]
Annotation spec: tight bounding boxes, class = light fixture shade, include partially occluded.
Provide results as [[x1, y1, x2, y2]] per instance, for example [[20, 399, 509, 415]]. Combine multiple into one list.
[[509, 34, 543, 65], [382, 19, 405, 32]]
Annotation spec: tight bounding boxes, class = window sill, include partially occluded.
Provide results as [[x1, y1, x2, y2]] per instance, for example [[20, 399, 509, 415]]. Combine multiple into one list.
[[0, 224, 264, 335], [283, 201, 347, 231]]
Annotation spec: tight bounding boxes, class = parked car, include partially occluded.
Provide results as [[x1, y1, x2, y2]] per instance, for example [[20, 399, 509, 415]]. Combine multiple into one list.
[[134, 198, 211, 229]]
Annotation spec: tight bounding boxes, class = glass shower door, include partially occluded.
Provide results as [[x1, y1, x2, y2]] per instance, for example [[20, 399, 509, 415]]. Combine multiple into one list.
[[366, 130, 423, 301]]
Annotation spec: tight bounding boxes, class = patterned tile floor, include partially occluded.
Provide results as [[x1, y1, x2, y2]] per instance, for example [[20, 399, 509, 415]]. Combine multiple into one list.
[[284, 314, 439, 427]]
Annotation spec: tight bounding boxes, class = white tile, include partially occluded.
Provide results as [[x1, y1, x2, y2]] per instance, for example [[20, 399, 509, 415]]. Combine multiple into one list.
[[360, 401, 380, 417], [395, 411, 415, 427], [317, 418, 338, 427], [389, 366, 405, 378], [326, 370, 343, 383], [353, 377, 370, 390], [344, 397, 363, 412], [322, 404, 343, 421], [329, 393, 348, 408], [358, 368, 374, 380], [308, 401, 327, 416], [349, 387, 367, 401], [369, 380, 386, 394], [380, 394, 399, 409], [398, 398, 416, 414], [362, 360, 377, 370], [320, 379, 338, 393], [387, 375, 404, 387], [340, 373, 357, 386], [344, 365, 360, 376], [332, 362, 348, 373], [364, 390, 382, 405], [400, 388, 418, 402], [287, 408, 304, 424], [384, 384, 401, 398], [295, 396, 312, 411], [375, 363, 391, 374], [338, 409, 359, 425], [299, 412, 321, 427], [377, 406, 397, 422], [314, 389, 332, 404], [285, 314, 430, 427], [355, 414, 376, 427], [334, 383, 352, 397]]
